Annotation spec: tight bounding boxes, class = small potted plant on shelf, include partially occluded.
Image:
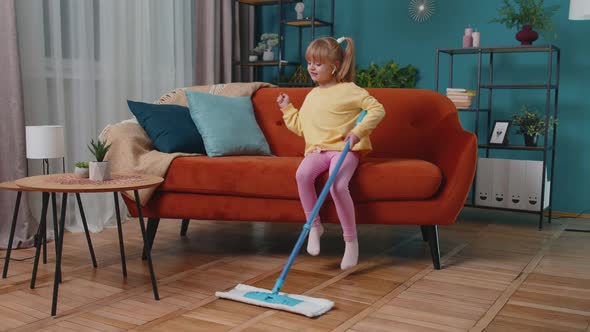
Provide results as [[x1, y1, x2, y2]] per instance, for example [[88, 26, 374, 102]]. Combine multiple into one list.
[[249, 42, 266, 62], [260, 33, 279, 61], [489, 0, 560, 45], [73, 161, 89, 178], [511, 105, 556, 146], [88, 138, 112, 181]]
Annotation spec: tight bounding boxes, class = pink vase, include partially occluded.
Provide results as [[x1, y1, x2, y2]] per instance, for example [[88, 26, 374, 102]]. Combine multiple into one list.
[[515, 25, 538, 46]]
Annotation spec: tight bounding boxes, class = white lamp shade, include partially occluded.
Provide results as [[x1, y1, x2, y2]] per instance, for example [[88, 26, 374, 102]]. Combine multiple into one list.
[[25, 125, 65, 159], [570, 0, 590, 20]]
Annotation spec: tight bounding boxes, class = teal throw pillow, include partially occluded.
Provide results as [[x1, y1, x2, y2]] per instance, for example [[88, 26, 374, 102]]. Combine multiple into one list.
[[185, 91, 272, 157], [127, 100, 206, 154]]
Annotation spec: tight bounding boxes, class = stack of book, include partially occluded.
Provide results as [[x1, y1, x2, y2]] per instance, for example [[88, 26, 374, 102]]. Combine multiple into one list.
[[446, 88, 476, 109]]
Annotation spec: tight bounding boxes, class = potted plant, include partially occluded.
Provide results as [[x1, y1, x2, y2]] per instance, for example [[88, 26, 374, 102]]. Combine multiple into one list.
[[355, 61, 419, 88], [248, 50, 259, 62], [489, 0, 560, 45], [511, 105, 556, 146], [74, 161, 89, 178], [88, 138, 112, 181], [260, 33, 279, 61], [249, 42, 266, 62]]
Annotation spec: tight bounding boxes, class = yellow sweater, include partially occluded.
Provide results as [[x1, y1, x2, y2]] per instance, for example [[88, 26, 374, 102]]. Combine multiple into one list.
[[280, 82, 385, 155]]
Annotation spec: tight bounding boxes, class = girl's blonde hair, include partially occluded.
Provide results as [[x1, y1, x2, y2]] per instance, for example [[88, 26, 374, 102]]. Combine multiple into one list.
[[305, 36, 355, 83]]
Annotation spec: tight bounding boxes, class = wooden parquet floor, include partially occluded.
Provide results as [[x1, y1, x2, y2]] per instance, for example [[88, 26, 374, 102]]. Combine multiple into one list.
[[0, 208, 589, 331]]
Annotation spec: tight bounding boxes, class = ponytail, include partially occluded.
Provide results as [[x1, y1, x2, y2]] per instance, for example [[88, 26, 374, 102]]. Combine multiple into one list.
[[336, 37, 355, 83]]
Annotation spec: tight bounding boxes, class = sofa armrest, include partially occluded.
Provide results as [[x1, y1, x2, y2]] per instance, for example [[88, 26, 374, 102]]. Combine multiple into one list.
[[425, 114, 477, 209]]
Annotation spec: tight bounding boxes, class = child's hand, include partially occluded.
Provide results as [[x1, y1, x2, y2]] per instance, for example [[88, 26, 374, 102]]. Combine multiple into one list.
[[344, 132, 360, 146], [276, 93, 290, 109]]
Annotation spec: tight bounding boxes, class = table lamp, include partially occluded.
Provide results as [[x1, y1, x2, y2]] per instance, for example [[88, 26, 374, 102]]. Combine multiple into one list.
[[25, 125, 65, 174], [570, 0, 590, 20]]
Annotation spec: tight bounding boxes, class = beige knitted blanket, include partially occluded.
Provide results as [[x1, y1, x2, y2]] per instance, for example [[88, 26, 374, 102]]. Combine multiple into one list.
[[100, 82, 275, 205]]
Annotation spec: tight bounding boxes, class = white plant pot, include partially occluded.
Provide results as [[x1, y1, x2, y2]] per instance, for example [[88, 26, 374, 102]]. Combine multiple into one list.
[[89, 161, 111, 181], [262, 50, 275, 61], [74, 167, 89, 178], [249, 55, 259, 62]]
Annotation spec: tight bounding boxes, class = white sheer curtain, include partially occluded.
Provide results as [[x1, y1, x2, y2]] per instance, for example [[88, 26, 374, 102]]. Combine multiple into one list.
[[15, 0, 194, 232]]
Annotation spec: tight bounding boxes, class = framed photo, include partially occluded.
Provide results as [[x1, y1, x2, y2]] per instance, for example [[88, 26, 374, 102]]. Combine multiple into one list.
[[489, 120, 510, 145]]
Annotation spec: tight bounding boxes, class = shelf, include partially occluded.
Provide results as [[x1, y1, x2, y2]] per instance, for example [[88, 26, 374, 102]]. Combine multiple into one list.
[[237, 0, 296, 6], [480, 84, 557, 90], [282, 19, 332, 27], [231, 0, 333, 87], [438, 45, 560, 55], [478, 144, 552, 151], [236, 61, 298, 67], [457, 108, 490, 112], [436, 43, 559, 229]]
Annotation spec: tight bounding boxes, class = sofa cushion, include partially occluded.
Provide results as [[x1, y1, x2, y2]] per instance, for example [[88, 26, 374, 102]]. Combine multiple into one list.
[[126, 100, 206, 154], [161, 156, 443, 202], [186, 91, 272, 157]]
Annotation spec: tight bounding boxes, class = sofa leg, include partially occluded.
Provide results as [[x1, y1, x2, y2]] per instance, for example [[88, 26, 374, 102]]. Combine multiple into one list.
[[142, 218, 159, 260], [423, 225, 441, 270], [180, 219, 190, 237], [419, 225, 428, 242]]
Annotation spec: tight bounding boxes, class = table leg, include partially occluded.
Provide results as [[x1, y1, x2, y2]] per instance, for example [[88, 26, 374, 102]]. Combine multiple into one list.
[[51, 193, 68, 316], [142, 218, 159, 260], [44, 191, 58, 265], [75, 193, 97, 267], [51, 192, 62, 283], [42, 218, 47, 265], [2, 191, 22, 278], [30, 192, 49, 289], [113, 192, 127, 277], [51, 192, 58, 257], [134, 190, 159, 300]]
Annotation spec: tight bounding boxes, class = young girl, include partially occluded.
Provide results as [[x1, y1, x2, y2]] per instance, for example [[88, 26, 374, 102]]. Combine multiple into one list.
[[276, 36, 385, 270]]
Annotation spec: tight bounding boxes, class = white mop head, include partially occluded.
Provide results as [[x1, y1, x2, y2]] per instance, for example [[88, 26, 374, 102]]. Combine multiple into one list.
[[215, 284, 334, 318]]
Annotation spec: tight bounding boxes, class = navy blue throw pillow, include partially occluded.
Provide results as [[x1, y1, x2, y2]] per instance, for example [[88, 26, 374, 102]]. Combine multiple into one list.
[[127, 100, 206, 154]]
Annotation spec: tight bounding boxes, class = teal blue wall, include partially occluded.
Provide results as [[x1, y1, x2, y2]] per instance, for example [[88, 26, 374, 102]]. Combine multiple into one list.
[[259, 1, 590, 214]]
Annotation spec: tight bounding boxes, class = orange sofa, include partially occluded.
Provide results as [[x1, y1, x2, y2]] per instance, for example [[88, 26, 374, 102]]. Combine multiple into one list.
[[124, 87, 477, 269]]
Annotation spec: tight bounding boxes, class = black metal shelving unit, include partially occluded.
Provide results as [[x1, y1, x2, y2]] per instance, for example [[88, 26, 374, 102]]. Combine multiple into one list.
[[231, 0, 334, 86], [435, 45, 561, 230]]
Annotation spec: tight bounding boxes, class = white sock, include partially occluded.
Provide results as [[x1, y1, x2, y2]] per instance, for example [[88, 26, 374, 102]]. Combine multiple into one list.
[[306, 224, 324, 256], [340, 239, 358, 270]]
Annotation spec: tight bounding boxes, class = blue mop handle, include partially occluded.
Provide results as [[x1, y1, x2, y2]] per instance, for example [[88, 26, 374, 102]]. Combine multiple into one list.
[[271, 110, 367, 294]]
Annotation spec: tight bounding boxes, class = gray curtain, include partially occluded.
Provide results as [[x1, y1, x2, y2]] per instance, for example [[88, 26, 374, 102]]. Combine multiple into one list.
[[0, 0, 36, 249], [195, 0, 254, 84]]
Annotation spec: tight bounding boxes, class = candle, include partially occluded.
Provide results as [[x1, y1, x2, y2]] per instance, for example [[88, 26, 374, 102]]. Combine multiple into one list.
[[463, 26, 474, 48], [472, 31, 481, 47]]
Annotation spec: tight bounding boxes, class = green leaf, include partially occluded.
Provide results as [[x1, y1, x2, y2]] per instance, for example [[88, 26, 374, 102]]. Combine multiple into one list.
[[490, 0, 560, 40], [88, 138, 112, 162], [355, 61, 419, 88]]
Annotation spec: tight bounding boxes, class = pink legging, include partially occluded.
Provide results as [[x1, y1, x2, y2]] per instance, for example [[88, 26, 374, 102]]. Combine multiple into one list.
[[296, 150, 360, 242]]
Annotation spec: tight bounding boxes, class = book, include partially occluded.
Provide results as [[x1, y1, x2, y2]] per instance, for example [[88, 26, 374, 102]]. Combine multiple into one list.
[[448, 95, 472, 101], [446, 88, 477, 96]]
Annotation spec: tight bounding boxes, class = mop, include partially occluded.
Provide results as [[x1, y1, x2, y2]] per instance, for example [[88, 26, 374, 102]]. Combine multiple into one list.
[[216, 110, 367, 318]]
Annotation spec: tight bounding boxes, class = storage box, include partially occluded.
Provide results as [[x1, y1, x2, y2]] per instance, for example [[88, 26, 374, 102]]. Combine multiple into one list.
[[476, 158, 550, 211], [475, 158, 493, 207], [523, 160, 550, 211]]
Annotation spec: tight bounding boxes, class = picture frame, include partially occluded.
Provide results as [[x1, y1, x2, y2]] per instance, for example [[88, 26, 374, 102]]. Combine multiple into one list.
[[488, 120, 511, 145]]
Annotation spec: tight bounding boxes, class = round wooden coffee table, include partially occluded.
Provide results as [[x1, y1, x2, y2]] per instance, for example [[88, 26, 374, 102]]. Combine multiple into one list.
[[15, 173, 163, 316]]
